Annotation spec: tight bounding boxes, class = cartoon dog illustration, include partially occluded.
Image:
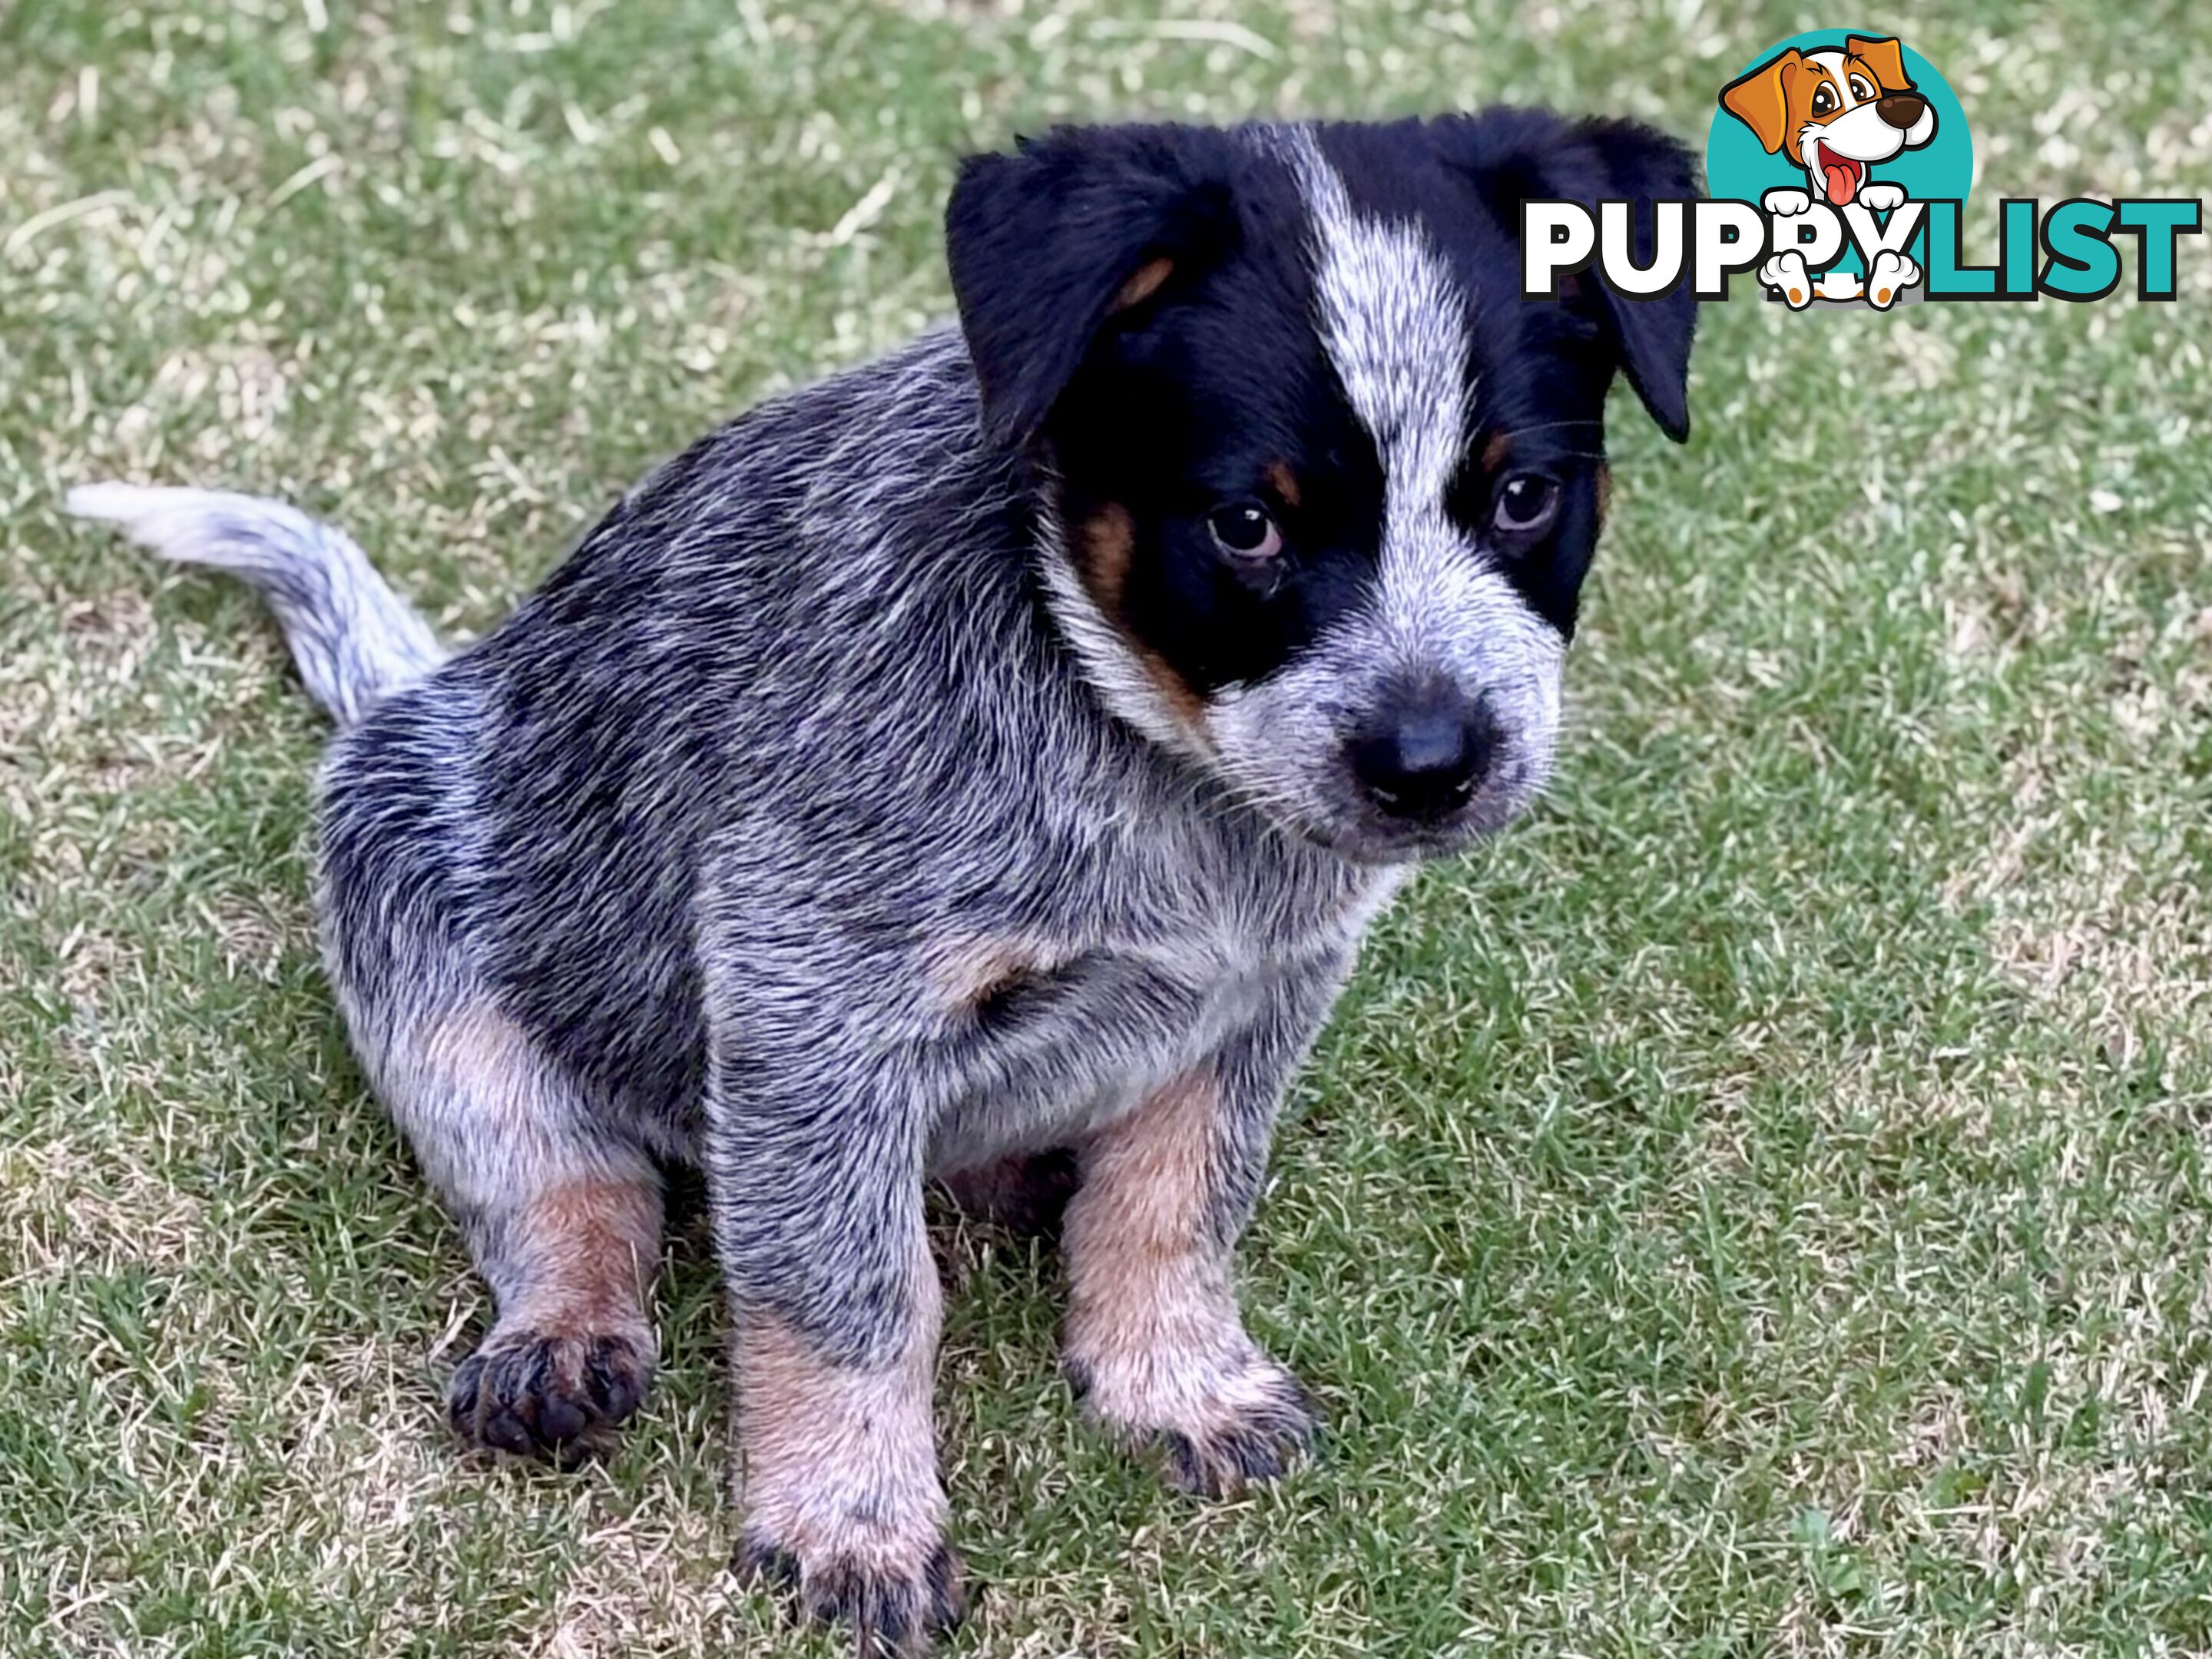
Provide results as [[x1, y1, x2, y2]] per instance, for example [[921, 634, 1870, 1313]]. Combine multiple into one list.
[[1720, 35, 1937, 309]]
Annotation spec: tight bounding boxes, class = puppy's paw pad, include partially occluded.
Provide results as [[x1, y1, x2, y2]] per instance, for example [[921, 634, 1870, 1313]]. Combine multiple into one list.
[[447, 1327, 653, 1460], [736, 1532, 965, 1654]]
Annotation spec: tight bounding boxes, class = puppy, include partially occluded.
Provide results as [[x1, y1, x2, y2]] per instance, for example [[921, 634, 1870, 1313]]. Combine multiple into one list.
[[1721, 35, 1936, 308], [73, 111, 1697, 1653]]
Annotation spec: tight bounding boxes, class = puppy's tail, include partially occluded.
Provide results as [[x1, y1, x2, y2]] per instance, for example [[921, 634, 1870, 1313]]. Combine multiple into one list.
[[67, 484, 446, 727]]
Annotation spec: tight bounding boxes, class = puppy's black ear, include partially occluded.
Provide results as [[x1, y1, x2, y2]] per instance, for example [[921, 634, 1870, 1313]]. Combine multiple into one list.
[[1566, 118, 1700, 443], [945, 126, 1235, 449], [1435, 110, 1702, 443]]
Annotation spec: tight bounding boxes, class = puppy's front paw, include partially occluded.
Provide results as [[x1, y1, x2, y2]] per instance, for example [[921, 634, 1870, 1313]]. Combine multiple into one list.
[[1859, 182, 1906, 212], [1762, 187, 1813, 217], [1158, 1361, 1318, 1498], [731, 1300, 954, 1651], [735, 1518, 965, 1655], [1069, 1344, 1318, 1498], [448, 1324, 653, 1460]]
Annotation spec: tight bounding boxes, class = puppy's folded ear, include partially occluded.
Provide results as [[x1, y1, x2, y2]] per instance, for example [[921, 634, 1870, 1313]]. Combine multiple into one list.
[[1433, 109, 1702, 443], [945, 126, 1235, 449], [1562, 116, 1701, 444]]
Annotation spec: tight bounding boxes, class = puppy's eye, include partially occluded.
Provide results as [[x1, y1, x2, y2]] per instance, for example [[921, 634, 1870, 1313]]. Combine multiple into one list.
[[1492, 474, 1561, 540], [1811, 84, 1836, 115], [1207, 502, 1283, 561], [1848, 74, 1876, 101]]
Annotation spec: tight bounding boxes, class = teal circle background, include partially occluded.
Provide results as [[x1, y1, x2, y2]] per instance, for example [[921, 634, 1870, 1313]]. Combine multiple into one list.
[[1706, 30, 1974, 276]]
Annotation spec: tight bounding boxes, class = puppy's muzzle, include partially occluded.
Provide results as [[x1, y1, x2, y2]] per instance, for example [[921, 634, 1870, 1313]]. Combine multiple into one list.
[[1347, 687, 1499, 824], [1876, 92, 1928, 131]]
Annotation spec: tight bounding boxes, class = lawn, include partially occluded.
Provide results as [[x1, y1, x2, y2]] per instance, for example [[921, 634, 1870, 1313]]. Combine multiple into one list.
[[5, 1, 2211, 1654]]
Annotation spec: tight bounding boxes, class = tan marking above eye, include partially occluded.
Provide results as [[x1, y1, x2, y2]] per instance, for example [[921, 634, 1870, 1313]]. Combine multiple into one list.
[[1263, 462, 1301, 508], [1111, 256, 1174, 313]]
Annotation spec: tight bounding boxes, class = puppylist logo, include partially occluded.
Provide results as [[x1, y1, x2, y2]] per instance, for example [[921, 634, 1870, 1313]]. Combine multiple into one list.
[[1715, 32, 1963, 309], [1524, 30, 2202, 311]]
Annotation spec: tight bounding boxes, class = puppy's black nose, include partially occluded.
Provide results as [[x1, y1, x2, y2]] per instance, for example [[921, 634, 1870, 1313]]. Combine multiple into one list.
[[1349, 694, 1498, 822], [1876, 91, 1926, 129]]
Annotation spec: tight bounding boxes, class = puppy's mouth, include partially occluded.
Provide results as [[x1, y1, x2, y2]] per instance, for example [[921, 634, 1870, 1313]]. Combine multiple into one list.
[[1301, 769, 1541, 867], [1809, 138, 1865, 206]]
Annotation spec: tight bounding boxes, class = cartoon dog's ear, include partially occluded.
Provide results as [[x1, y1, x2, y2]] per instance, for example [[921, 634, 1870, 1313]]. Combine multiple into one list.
[[1720, 49, 1800, 154], [1434, 109, 1702, 443], [1845, 35, 1914, 93], [945, 126, 1236, 450]]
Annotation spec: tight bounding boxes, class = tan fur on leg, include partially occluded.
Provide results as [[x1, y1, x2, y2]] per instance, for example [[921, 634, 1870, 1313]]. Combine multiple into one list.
[[445, 1168, 662, 1459], [510, 1176, 660, 1331], [1061, 1074, 1316, 1496], [732, 1240, 963, 1650]]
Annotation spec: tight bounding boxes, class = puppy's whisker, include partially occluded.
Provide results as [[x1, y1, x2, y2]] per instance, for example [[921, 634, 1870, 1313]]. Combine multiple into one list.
[[1483, 419, 1604, 437]]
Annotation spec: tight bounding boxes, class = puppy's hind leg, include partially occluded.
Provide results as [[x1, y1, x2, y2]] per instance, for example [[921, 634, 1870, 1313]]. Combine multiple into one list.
[[379, 999, 664, 1461]]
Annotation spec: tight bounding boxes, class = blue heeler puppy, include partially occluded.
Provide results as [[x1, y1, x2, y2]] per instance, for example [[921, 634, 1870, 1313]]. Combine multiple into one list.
[[74, 110, 1698, 1653]]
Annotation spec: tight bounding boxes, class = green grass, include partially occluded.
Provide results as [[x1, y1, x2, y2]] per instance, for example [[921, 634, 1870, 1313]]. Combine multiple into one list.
[[5, 1, 2212, 1654]]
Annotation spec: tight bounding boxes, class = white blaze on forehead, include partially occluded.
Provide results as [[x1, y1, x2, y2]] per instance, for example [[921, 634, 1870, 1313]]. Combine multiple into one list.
[[1195, 130, 1575, 847], [1277, 130, 1469, 517], [1270, 128, 1565, 676]]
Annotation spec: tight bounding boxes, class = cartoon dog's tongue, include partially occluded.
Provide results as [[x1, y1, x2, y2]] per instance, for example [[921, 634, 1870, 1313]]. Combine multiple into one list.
[[1820, 148, 1861, 205]]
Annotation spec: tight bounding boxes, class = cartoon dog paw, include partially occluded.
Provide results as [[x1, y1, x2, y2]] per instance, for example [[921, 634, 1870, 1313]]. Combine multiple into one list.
[[1813, 270, 1865, 302], [1864, 248, 1922, 309], [1759, 250, 1815, 309], [1762, 187, 1813, 217], [1859, 182, 1907, 213]]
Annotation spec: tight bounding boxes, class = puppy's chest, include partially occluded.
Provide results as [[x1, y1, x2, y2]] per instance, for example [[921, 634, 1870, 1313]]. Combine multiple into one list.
[[922, 935, 1273, 1174], [921, 853, 1385, 1174]]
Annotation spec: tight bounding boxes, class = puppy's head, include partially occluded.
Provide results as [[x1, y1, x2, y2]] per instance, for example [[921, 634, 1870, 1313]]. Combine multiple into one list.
[[1720, 37, 1936, 204], [946, 113, 1697, 865]]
